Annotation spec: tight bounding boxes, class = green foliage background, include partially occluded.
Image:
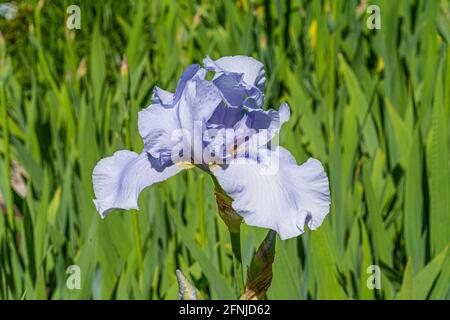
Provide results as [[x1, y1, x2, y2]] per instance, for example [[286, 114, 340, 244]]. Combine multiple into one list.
[[0, 0, 449, 299]]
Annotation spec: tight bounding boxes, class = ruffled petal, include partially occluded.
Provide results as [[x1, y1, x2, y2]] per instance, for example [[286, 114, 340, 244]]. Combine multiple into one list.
[[92, 150, 182, 217], [244, 102, 290, 145], [231, 102, 291, 157], [138, 103, 182, 166], [173, 64, 201, 104], [211, 147, 330, 240], [212, 73, 247, 106], [203, 55, 265, 91], [203, 103, 291, 164], [151, 86, 173, 106], [211, 73, 263, 108], [207, 102, 245, 129], [176, 78, 223, 163], [178, 78, 223, 129], [142, 65, 210, 165], [151, 64, 205, 106]]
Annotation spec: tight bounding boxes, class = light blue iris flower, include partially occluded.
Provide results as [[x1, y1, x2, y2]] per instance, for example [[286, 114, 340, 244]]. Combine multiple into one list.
[[92, 56, 330, 240]]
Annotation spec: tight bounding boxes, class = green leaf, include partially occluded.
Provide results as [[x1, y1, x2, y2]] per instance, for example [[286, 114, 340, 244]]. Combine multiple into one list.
[[385, 98, 412, 168], [428, 66, 450, 256], [339, 55, 378, 157], [171, 217, 234, 299], [397, 258, 414, 300], [310, 222, 346, 299], [267, 238, 302, 299], [404, 129, 425, 272], [90, 23, 106, 109], [359, 219, 374, 300], [413, 246, 448, 299]]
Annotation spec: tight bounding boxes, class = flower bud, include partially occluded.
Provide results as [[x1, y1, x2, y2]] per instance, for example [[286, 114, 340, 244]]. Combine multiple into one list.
[[240, 230, 276, 300], [176, 269, 199, 300], [120, 55, 128, 78], [77, 58, 86, 78]]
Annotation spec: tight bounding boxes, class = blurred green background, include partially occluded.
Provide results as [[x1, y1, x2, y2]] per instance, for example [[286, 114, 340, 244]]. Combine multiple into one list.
[[0, 0, 449, 300]]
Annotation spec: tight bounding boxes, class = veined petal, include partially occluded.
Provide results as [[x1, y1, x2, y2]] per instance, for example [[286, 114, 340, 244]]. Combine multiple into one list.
[[178, 78, 223, 146], [138, 103, 182, 165], [152, 86, 173, 106], [242, 87, 264, 109], [234, 102, 290, 151], [152, 64, 205, 107], [176, 79, 222, 163], [207, 102, 245, 129], [203, 103, 291, 164], [246, 102, 289, 133], [211, 147, 330, 240], [212, 73, 263, 108], [142, 65, 209, 165], [212, 74, 247, 106], [173, 64, 201, 104], [92, 150, 182, 217], [203, 55, 265, 91]]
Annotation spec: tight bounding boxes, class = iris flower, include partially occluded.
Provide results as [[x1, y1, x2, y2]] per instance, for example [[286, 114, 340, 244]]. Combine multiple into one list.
[[92, 55, 330, 240]]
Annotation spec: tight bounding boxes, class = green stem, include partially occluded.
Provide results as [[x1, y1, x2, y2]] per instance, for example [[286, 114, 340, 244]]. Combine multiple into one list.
[[209, 173, 245, 296], [197, 175, 206, 248], [131, 210, 143, 275], [230, 230, 244, 296]]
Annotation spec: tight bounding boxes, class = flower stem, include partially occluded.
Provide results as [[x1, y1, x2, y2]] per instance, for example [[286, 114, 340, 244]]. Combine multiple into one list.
[[131, 210, 143, 275], [197, 175, 206, 248], [229, 229, 245, 296], [210, 174, 245, 297]]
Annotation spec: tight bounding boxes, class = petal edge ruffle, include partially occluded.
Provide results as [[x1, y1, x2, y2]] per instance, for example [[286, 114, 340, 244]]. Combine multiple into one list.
[[92, 150, 182, 217], [211, 147, 330, 239]]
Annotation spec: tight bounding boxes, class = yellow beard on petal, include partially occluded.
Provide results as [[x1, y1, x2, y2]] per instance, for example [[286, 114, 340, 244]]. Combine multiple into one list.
[[208, 161, 220, 170], [229, 143, 246, 157], [176, 161, 195, 169]]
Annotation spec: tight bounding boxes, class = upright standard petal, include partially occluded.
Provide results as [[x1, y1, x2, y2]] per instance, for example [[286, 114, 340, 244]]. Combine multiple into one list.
[[152, 86, 173, 106], [138, 103, 182, 166], [211, 147, 330, 240], [178, 78, 223, 130], [173, 64, 203, 104], [92, 150, 182, 217], [207, 101, 245, 129], [211, 73, 263, 108], [177, 78, 223, 163], [241, 102, 290, 147], [203, 55, 265, 91], [202, 103, 290, 165], [151, 64, 205, 106]]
